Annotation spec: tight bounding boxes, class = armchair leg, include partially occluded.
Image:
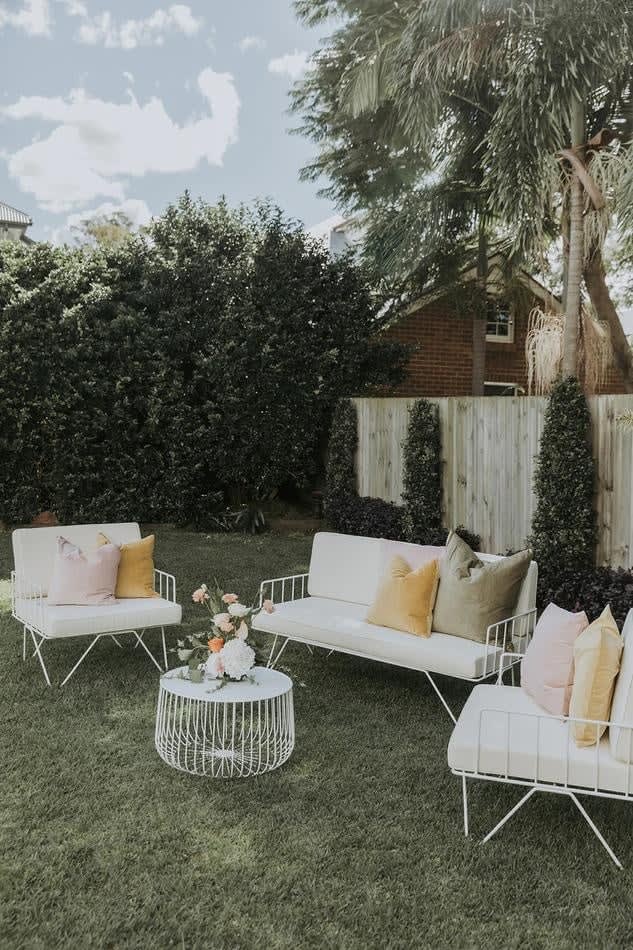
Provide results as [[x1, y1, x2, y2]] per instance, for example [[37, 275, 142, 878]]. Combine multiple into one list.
[[570, 794, 623, 870], [132, 631, 164, 674], [462, 775, 469, 837], [161, 627, 168, 672], [481, 787, 537, 844], [267, 636, 290, 669], [22, 626, 27, 662], [29, 630, 52, 687], [60, 635, 101, 686]]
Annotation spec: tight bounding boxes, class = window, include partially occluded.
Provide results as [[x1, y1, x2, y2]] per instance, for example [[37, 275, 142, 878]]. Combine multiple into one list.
[[485, 300, 514, 342], [484, 382, 522, 397]]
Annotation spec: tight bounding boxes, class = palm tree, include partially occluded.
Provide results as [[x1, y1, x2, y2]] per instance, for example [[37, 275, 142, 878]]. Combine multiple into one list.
[[294, 0, 633, 389]]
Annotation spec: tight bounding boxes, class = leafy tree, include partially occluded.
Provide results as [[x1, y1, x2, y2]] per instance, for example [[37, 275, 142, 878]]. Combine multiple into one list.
[[0, 195, 407, 525], [71, 211, 136, 247], [294, 0, 633, 389], [530, 377, 596, 595]]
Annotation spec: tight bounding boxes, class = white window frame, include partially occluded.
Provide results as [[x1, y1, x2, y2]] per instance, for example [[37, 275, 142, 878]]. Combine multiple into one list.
[[485, 300, 515, 343], [483, 381, 522, 396]]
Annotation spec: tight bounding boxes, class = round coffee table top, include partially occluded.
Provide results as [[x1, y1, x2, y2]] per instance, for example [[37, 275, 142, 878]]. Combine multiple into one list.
[[159, 665, 293, 703]]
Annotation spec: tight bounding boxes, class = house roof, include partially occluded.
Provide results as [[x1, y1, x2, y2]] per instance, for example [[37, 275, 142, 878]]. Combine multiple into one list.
[[0, 201, 32, 227], [409, 251, 562, 314]]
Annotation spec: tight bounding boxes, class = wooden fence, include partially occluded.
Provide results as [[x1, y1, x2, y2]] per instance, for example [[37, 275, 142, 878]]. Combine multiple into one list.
[[353, 395, 633, 568]]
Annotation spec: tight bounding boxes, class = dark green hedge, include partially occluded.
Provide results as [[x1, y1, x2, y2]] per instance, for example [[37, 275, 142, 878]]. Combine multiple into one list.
[[0, 196, 407, 525], [402, 398, 442, 544]]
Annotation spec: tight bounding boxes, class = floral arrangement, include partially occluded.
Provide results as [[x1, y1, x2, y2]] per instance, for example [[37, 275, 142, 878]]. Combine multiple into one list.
[[175, 583, 274, 684]]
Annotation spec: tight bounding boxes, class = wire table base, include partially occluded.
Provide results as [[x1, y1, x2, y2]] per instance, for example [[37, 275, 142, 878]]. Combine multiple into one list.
[[155, 666, 294, 778]]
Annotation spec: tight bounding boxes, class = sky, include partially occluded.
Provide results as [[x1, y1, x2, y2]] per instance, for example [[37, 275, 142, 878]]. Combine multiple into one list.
[[0, 0, 335, 243]]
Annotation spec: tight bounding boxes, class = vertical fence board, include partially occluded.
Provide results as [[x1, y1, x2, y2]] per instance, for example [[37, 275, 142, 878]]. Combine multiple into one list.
[[353, 395, 633, 567]]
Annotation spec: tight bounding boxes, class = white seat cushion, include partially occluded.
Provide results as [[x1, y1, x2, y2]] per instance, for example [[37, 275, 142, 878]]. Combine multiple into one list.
[[252, 597, 503, 679], [15, 596, 182, 639], [448, 684, 633, 796]]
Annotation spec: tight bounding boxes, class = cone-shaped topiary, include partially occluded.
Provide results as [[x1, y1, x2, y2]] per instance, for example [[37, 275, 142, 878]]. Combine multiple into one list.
[[402, 399, 443, 544], [530, 376, 596, 596], [324, 398, 359, 533]]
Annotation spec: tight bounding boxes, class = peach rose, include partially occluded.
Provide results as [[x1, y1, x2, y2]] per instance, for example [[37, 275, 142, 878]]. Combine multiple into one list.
[[192, 588, 209, 603], [208, 636, 224, 653], [222, 593, 239, 604], [212, 613, 230, 625], [218, 620, 234, 634], [262, 599, 274, 614]]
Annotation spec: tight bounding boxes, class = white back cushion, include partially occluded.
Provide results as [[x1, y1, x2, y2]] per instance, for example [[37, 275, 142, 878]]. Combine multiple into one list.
[[308, 532, 538, 613], [610, 609, 633, 763], [12, 523, 141, 594], [308, 532, 382, 605]]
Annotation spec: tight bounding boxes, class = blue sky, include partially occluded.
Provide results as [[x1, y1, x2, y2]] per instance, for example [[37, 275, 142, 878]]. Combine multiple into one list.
[[0, 0, 335, 242]]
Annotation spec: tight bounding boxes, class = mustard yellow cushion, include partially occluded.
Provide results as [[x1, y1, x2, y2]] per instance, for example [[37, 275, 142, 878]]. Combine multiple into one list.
[[569, 605, 623, 747], [97, 533, 158, 599], [366, 556, 439, 638]]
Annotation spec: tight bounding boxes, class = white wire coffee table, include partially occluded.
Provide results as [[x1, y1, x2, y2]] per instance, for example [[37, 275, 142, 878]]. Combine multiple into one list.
[[155, 666, 294, 778]]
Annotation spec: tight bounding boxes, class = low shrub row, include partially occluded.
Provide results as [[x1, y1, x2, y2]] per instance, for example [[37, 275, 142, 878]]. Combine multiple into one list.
[[541, 567, 633, 629]]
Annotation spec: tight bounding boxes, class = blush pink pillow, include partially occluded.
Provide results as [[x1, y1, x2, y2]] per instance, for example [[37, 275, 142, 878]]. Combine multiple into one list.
[[521, 602, 588, 715], [47, 537, 121, 606], [379, 539, 445, 572]]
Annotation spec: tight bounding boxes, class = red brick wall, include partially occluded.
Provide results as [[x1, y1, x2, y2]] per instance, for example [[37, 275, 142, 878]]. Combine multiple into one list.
[[384, 292, 628, 396]]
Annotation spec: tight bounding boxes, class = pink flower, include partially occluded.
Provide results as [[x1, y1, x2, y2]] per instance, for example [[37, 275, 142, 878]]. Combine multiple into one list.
[[222, 593, 239, 604], [263, 599, 274, 614], [212, 613, 230, 625], [218, 620, 234, 634], [192, 588, 209, 603]]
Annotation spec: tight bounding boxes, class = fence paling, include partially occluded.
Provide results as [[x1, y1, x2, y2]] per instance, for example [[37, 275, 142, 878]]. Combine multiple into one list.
[[353, 395, 633, 568]]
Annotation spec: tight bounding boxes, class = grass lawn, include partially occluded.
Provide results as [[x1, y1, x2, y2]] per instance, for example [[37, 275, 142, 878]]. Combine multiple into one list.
[[2, 526, 633, 949]]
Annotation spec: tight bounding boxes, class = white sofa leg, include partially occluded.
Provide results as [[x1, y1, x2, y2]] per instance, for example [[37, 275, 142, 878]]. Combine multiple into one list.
[[22, 626, 27, 661], [132, 631, 164, 674], [462, 775, 469, 837], [423, 671, 457, 723], [569, 794, 623, 869], [267, 636, 290, 669]]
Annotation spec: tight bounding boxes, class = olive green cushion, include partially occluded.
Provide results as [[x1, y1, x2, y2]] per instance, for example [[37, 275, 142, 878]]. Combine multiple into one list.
[[432, 533, 532, 644]]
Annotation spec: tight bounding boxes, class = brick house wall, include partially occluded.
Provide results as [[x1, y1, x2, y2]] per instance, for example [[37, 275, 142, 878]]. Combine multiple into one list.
[[384, 290, 628, 396]]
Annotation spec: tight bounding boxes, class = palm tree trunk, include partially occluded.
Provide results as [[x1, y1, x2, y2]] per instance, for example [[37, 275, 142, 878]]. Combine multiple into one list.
[[472, 222, 487, 395], [584, 246, 633, 392], [562, 100, 585, 379]]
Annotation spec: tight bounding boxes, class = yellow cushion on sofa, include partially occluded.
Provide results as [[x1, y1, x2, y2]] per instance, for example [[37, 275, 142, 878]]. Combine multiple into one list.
[[569, 605, 623, 747], [97, 532, 158, 599], [366, 555, 439, 638]]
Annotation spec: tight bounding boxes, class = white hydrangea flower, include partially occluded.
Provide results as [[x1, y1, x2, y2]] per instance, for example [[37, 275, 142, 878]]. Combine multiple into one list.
[[221, 638, 255, 679], [205, 653, 225, 679], [228, 603, 250, 618]]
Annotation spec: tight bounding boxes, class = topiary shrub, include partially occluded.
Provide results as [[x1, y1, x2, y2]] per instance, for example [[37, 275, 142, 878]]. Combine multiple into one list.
[[347, 496, 406, 540], [402, 398, 443, 544], [324, 399, 359, 533], [542, 566, 633, 629], [530, 376, 596, 598]]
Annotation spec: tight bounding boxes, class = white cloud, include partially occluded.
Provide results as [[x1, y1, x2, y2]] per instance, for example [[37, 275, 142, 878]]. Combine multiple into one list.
[[0, 0, 52, 36], [238, 34, 265, 53], [3, 68, 240, 212], [67, 3, 202, 48], [268, 50, 309, 81]]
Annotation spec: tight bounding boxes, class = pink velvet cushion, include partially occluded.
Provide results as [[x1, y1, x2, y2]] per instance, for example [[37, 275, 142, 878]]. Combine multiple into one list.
[[521, 602, 588, 716], [47, 536, 121, 606]]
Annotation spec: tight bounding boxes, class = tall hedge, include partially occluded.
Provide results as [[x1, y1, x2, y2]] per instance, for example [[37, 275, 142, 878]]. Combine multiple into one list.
[[530, 376, 596, 594], [0, 196, 407, 525], [401, 398, 443, 544]]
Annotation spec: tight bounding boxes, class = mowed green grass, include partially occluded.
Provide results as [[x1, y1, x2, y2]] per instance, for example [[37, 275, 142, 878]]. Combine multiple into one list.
[[2, 526, 633, 950]]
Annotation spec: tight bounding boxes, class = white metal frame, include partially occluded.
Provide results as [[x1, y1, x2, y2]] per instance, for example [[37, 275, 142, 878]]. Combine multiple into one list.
[[452, 653, 633, 869], [155, 669, 295, 777], [258, 574, 536, 723], [11, 568, 178, 686]]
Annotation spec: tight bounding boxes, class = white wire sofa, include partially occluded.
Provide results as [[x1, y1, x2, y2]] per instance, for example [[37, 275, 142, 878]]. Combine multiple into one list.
[[253, 532, 538, 722], [11, 523, 181, 686], [448, 613, 633, 869]]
